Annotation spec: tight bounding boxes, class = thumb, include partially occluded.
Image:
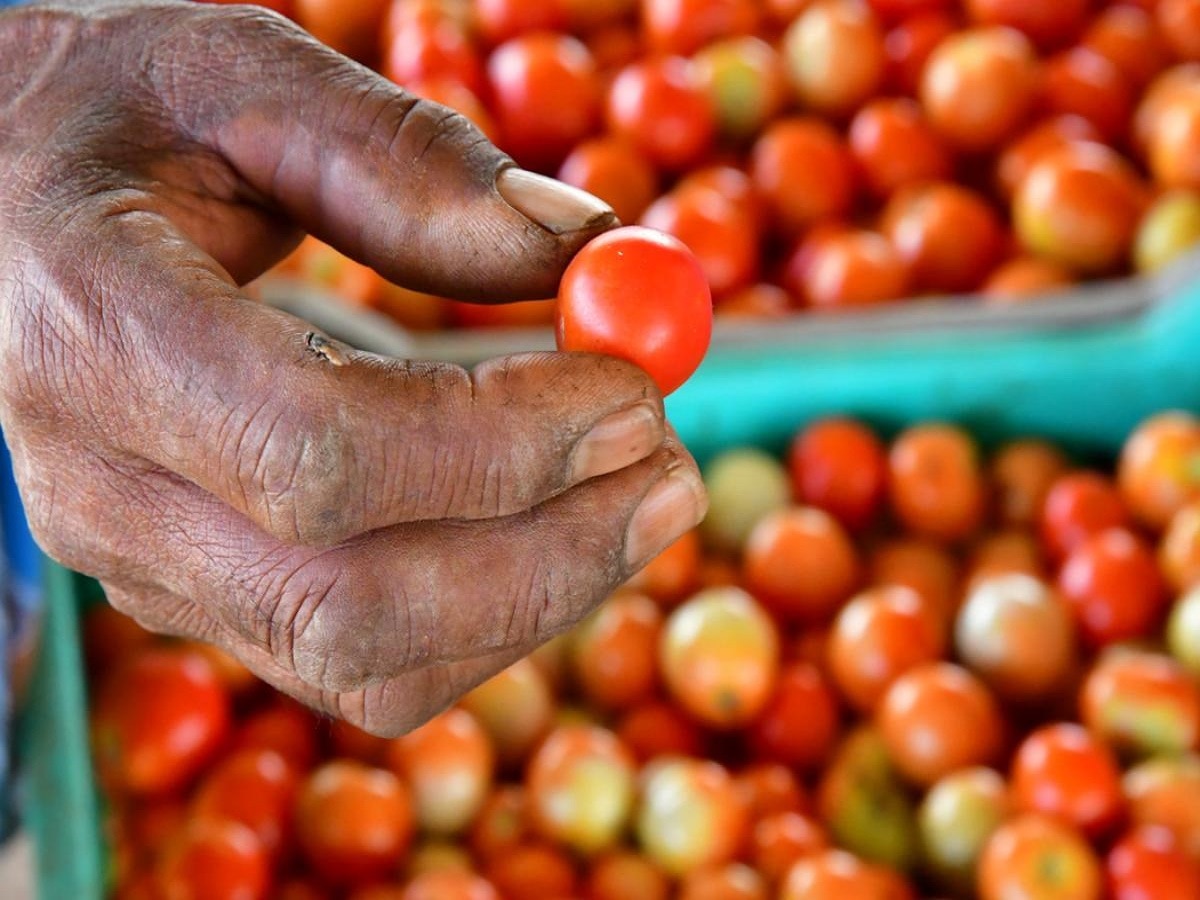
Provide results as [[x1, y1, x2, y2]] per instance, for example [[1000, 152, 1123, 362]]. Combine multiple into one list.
[[161, 5, 615, 300]]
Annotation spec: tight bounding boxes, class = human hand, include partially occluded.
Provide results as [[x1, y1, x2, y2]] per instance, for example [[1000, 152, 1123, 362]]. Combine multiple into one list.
[[0, 1, 706, 734]]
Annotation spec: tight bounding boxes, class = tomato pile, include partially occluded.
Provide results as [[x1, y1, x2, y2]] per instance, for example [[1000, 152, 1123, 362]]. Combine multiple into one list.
[[233, 0, 1200, 331], [88, 410, 1200, 899]]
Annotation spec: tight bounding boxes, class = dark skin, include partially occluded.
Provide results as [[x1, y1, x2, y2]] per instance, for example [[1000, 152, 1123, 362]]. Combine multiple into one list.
[[0, 1, 706, 735]]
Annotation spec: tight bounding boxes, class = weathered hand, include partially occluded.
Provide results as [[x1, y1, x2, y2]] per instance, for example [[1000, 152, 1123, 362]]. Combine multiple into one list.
[[0, 1, 706, 734]]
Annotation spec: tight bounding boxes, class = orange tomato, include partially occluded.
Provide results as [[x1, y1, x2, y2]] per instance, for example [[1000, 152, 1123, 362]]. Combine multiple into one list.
[[1118, 411, 1200, 531], [1080, 651, 1200, 758], [678, 863, 768, 900], [1082, 5, 1170, 88], [623, 529, 702, 607], [920, 27, 1040, 152], [570, 591, 663, 711], [779, 849, 915, 900], [400, 870, 500, 900], [483, 841, 578, 899], [733, 763, 809, 819], [989, 438, 1072, 527], [556, 137, 658, 226], [983, 257, 1076, 300], [1123, 755, 1200, 858], [978, 814, 1102, 900], [1159, 0, 1200, 62], [782, 0, 887, 117], [1106, 828, 1200, 900], [293, 0, 389, 62], [585, 850, 671, 900], [888, 423, 987, 543], [868, 538, 960, 621], [877, 662, 1004, 787], [849, 98, 954, 199], [750, 119, 858, 236], [1162, 502, 1200, 592], [660, 587, 781, 728], [742, 506, 862, 624], [800, 230, 911, 310]]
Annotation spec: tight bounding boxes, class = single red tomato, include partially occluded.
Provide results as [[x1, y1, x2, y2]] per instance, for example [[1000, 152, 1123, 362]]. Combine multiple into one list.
[[606, 57, 716, 171], [1011, 722, 1125, 839], [486, 33, 600, 172], [748, 662, 842, 772], [473, 0, 568, 46], [571, 591, 662, 711], [556, 225, 713, 396], [156, 819, 271, 900], [799, 230, 911, 310], [789, 417, 888, 533], [750, 118, 858, 236], [849, 98, 954, 199], [556, 137, 658, 226], [92, 647, 231, 798], [881, 182, 1006, 294], [381, 18, 483, 94], [1107, 827, 1200, 900], [616, 699, 708, 764], [1057, 529, 1169, 649], [1040, 471, 1131, 562]]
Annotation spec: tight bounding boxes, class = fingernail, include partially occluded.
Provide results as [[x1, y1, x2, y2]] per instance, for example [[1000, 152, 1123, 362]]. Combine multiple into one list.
[[497, 168, 616, 235], [569, 402, 664, 485], [625, 467, 708, 570]]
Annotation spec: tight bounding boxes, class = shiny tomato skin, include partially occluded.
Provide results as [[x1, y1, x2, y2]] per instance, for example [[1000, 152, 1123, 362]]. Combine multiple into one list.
[[1106, 827, 1200, 900], [92, 647, 231, 798], [556, 226, 713, 396], [156, 818, 271, 900]]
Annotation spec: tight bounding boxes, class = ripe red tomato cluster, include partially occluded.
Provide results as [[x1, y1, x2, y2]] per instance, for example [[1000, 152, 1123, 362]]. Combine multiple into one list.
[[89, 409, 1200, 899], [252, 0, 1200, 332]]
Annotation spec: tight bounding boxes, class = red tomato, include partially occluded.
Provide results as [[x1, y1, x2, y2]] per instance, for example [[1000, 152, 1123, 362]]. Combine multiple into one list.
[[748, 662, 842, 772], [156, 819, 271, 900], [295, 761, 415, 887], [827, 586, 947, 713], [782, 0, 887, 117], [1107, 828, 1200, 900], [641, 0, 760, 56], [978, 814, 1102, 900], [884, 12, 958, 97], [556, 226, 713, 396], [800, 230, 911, 310], [571, 591, 662, 711], [191, 749, 298, 859], [789, 417, 888, 533], [965, 0, 1087, 49], [1011, 722, 1125, 839], [867, 0, 951, 24], [92, 647, 231, 798], [486, 33, 600, 172], [920, 27, 1040, 152], [1057, 529, 1168, 649], [623, 529, 702, 607], [229, 699, 321, 773], [639, 187, 760, 298], [750, 119, 858, 236], [1040, 48, 1135, 144], [1014, 142, 1148, 275], [849, 99, 954, 199], [386, 708, 494, 836], [556, 137, 658, 226], [606, 57, 716, 171], [877, 662, 1004, 787], [881, 182, 1006, 293], [1118, 411, 1200, 531], [888, 423, 987, 542], [734, 763, 809, 819], [743, 507, 862, 624], [869, 538, 960, 621], [1124, 755, 1200, 859]]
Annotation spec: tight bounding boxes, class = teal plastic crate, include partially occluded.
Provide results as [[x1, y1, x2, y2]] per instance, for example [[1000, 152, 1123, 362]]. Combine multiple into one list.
[[16, 267, 1200, 899]]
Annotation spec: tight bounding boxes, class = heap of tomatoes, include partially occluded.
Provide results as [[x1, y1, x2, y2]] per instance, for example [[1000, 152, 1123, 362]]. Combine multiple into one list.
[[224, 0, 1200, 330], [89, 409, 1200, 899]]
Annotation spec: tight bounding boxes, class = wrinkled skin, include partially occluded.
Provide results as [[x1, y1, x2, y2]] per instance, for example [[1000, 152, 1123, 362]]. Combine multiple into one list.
[[0, 1, 706, 735]]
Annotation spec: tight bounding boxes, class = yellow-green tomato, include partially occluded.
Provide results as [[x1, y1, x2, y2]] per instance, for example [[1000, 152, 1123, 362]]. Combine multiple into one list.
[[1134, 191, 1200, 273], [699, 448, 790, 554], [918, 766, 1009, 895]]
